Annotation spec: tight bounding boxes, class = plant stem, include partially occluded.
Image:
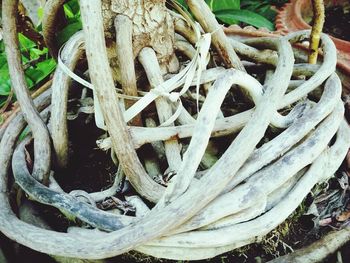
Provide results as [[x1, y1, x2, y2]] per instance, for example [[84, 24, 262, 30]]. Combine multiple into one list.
[[309, 0, 325, 64]]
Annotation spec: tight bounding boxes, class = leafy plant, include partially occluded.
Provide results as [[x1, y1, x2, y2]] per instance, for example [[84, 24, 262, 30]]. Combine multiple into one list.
[[214, 9, 274, 30], [175, 0, 283, 30], [57, 0, 82, 46], [241, 0, 288, 23], [0, 34, 56, 108]]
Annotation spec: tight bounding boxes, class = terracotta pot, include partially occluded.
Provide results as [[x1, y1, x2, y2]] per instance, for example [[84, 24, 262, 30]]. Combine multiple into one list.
[[276, 0, 350, 89]]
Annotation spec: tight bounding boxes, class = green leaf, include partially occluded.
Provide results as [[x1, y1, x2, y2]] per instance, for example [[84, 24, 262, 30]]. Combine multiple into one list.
[[0, 41, 5, 52], [36, 58, 56, 76], [29, 47, 49, 60], [0, 69, 11, 96], [25, 68, 44, 85], [215, 9, 275, 30], [63, 4, 75, 19], [205, 0, 240, 24], [0, 54, 7, 70], [205, 0, 214, 10], [240, 0, 284, 22], [0, 86, 11, 96], [25, 58, 56, 88], [65, 0, 80, 15], [18, 33, 36, 51], [175, 0, 188, 9], [21, 54, 30, 64], [206, 0, 240, 12], [25, 74, 35, 88]]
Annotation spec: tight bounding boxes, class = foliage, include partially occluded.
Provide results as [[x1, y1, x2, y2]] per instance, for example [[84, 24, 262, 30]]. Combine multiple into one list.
[[0, 34, 56, 108], [176, 0, 288, 31], [57, 0, 82, 46], [241, 0, 288, 22]]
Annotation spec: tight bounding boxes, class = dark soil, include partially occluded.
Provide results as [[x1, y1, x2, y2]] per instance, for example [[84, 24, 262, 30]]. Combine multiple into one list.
[[54, 115, 118, 194], [323, 3, 350, 41]]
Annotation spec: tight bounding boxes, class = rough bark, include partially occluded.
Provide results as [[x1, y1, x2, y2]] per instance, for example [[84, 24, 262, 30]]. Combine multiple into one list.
[[103, 0, 175, 66]]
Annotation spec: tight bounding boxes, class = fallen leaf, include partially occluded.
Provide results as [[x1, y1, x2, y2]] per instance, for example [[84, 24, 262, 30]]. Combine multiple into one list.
[[336, 211, 350, 222]]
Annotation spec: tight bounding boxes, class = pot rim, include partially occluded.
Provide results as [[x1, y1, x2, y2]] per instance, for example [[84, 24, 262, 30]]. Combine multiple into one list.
[[276, 0, 350, 51]]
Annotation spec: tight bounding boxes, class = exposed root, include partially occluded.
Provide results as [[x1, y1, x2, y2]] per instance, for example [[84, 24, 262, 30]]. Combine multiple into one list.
[[115, 15, 142, 126], [173, 15, 197, 45], [0, 0, 349, 261], [138, 47, 182, 172], [186, 0, 245, 71], [3, 0, 52, 183], [80, 0, 164, 203], [51, 31, 85, 169]]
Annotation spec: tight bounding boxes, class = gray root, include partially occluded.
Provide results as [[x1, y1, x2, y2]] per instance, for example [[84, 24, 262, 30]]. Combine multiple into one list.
[[80, 0, 164, 203], [0, 0, 348, 261], [138, 47, 182, 172], [3, 0, 52, 183], [186, 0, 245, 71], [51, 31, 85, 169], [114, 14, 142, 126]]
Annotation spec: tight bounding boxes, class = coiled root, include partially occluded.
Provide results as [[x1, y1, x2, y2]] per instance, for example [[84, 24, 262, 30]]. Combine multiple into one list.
[[1, 0, 349, 260]]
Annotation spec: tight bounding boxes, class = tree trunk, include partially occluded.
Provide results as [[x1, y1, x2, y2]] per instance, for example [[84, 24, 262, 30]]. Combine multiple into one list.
[[103, 0, 175, 66]]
